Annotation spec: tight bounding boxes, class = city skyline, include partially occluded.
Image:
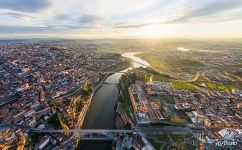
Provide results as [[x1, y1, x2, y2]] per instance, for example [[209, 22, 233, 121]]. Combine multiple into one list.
[[0, 0, 242, 38]]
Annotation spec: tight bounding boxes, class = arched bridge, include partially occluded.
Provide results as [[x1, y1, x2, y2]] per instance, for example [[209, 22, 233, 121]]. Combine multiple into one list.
[[0, 123, 195, 141], [33, 129, 133, 141]]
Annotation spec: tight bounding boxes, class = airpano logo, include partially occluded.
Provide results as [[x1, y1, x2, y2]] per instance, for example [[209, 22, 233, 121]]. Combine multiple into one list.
[[215, 141, 238, 147]]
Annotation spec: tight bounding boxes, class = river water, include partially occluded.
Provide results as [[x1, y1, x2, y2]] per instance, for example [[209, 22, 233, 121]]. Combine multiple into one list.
[[78, 52, 150, 149]]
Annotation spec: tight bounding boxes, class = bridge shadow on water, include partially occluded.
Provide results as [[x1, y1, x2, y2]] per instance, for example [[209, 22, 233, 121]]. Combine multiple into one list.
[[77, 141, 113, 150]]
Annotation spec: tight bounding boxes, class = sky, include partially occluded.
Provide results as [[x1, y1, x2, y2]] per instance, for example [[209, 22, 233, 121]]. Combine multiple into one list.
[[0, 0, 242, 39]]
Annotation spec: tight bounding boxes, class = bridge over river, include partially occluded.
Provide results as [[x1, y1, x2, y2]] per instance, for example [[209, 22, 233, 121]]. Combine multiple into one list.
[[0, 123, 197, 141]]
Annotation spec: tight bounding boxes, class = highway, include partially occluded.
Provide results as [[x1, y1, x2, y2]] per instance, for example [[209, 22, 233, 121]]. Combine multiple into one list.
[[0, 123, 193, 134]]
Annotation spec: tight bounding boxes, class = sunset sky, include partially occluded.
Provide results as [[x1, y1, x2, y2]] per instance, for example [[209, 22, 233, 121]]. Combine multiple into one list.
[[0, 0, 242, 38]]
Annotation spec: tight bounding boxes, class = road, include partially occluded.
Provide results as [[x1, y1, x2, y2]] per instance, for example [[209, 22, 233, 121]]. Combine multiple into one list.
[[1, 123, 193, 134], [172, 72, 201, 82]]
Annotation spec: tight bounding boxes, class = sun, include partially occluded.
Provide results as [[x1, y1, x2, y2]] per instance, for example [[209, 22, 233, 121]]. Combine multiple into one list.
[[138, 25, 164, 38]]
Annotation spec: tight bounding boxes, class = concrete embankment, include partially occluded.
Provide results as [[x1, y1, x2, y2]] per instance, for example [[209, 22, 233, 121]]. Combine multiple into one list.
[[77, 74, 109, 128], [73, 74, 109, 147]]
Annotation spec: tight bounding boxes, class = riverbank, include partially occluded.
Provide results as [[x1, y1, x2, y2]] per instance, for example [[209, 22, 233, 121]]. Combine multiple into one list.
[[78, 52, 151, 149], [74, 74, 109, 145], [60, 74, 109, 149], [115, 72, 135, 129]]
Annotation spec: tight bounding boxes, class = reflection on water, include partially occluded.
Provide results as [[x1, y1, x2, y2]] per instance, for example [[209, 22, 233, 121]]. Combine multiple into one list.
[[122, 52, 150, 68], [105, 73, 124, 84], [82, 83, 118, 129]]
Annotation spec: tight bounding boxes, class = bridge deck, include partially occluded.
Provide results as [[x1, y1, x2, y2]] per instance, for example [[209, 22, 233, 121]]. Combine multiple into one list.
[[31, 129, 133, 133]]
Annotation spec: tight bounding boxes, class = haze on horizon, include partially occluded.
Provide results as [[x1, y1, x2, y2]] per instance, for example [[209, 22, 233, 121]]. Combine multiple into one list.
[[0, 0, 242, 39]]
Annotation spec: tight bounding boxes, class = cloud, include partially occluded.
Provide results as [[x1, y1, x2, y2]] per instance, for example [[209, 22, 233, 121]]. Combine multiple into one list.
[[55, 14, 71, 20], [0, 24, 99, 34], [0, 25, 54, 33], [113, 0, 242, 28], [0, 0, 242, 38], [56, 14, 104, 25], [169, 0, 242, 23], [0, 12, 36, 19], [55, 13, 104, 28], [78, 14, 104, 26], [0, 0, 51, 12], [113, 22, 159, 28]]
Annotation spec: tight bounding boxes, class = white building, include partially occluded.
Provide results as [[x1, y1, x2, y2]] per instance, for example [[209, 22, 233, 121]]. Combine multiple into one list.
[[218, 128, 241, 140], [37, 136, 50, 150]]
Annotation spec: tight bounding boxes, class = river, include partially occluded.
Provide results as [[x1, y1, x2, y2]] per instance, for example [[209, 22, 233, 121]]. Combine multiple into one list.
[[78, 52, 150, 149]]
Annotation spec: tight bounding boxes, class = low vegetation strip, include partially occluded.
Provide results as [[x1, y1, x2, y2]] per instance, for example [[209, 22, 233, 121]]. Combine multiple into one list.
[[117, 73, 135, 115], [206, 82, 238, 92], [172, 80, 200, 91]]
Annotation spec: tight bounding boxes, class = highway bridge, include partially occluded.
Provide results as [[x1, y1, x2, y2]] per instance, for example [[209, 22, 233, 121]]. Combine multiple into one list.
[[0, 123, 193, 140]]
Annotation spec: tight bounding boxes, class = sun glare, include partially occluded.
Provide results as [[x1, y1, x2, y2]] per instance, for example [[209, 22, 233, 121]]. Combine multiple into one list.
[[139, 25, 164, 38]]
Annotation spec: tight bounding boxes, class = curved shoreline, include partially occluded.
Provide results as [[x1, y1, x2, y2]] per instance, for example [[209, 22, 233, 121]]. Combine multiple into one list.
[[77, 52, 150, 149]]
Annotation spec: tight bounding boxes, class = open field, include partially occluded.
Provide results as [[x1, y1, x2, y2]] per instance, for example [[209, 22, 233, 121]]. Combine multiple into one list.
[[135, 67, 172, 82], [193, 74, 240, 92], [137, 53, 204, 74], [206, 82, 239, 91], [147, 134, 194, 150], [160, 95, 175, 104], [172, 81, 200, 91]]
